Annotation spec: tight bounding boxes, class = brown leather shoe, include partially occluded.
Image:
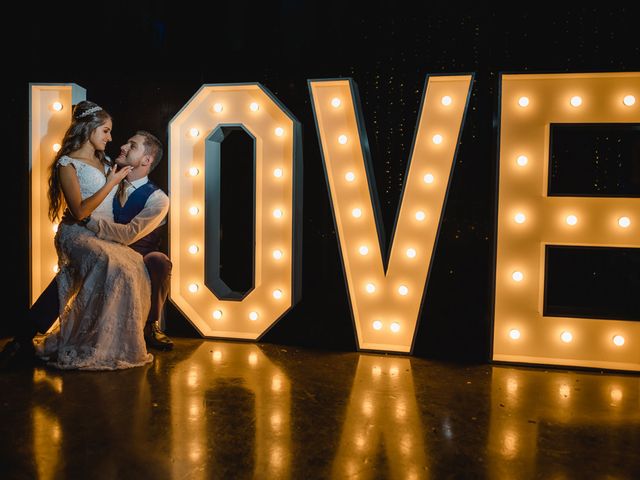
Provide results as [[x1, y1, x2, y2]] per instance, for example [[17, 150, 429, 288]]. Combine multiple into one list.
[[144, 322, 174, 351]]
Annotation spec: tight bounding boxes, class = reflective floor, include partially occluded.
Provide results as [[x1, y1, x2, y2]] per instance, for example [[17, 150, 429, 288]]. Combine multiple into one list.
[[1, 338, 639, 479]]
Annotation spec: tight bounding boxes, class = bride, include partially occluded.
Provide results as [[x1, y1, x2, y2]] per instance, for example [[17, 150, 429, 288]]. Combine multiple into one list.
[[37, 100, 153, 370]]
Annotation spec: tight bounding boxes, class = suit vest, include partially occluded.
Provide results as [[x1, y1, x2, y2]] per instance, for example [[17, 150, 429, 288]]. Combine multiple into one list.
[[112, 181, 162, 256]]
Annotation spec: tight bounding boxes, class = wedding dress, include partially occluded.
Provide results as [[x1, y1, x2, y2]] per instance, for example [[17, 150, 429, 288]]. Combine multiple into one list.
[[35, 156, 153, 370]]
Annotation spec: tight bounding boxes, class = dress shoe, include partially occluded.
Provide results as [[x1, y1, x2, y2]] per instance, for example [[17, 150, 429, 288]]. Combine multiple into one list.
[[144, 322, 174, 351], [0, 338, 36, 370]]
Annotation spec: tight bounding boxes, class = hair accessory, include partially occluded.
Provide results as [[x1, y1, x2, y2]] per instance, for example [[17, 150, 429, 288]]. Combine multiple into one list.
[[77, 105, 103, 118]]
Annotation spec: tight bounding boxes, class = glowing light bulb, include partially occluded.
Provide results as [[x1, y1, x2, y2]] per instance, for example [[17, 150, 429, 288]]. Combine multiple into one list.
[[432, 134, 443, 144], [188, 167, 200, 176], [345, 171, 355, 182], [613, 335, 625, 346], [274, 127, 284, 137], [272, 289, 283, 299], [441, 95, 452, 106], [516, 155, 528, 166], [623, 95, 636, 106], [570, 96, 582, 107], [213, 350, 222, 361], [212, 310, 223, 319], [52, 223, 59, 233], [338, 134, 348, 144], [518, 96, 529, 107], [398, 285, 409, 296], [189, 128, 200, 137], [365, 283, 376, 293], [618, 216, 631, 228], [509, 329, 521, 340], [560, 331, 573, 343], [415, 211, 426, 221], [390, 322, 400, 332], [249, 353, 257, 365], [53, 143, 61, 152], [352, 208, 362, 218], [188, 283, 199, 293], [273, 168, 283, 178], [566, 215, 578, 226], [423, 173, 434, 184], [611, 388, 623, 402], [514, 213, 526, 224], [188, 206, 199, 216], [359, 246, 369, 255], [188, 244, 199, 254], [272, 249, 283, 260], [250, 102, 259, 111], [406, 248, 417, 258], [372, 320, 383, 330], [249, 311, 259, 321], [273, 209, 283, 218], [512, 271, 524, 282], [331, 97, 341, 108], [52, 101, 63, 111], [213, 103, 223, 112], [53, 264, 59, 273]]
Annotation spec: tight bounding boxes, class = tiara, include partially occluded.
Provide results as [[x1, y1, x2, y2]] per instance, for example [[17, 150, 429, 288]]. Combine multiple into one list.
[[77, 105, 103, 118]]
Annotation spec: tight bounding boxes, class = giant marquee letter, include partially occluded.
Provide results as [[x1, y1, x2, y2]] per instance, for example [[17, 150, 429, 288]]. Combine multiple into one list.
[[494, 73, 640, 371], [169, 84, 302, 339], [309, 76, 473, 353], [29, 83, 86, 305]]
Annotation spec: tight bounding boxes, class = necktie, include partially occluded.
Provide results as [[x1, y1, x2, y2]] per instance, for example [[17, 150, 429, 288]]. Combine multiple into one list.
[[117, 180, 128, 207]]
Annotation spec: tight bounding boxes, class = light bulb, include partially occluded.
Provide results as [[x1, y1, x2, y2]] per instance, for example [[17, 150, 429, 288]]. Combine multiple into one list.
[[432, 134, 443, 144], [188, 167, 199, 176], [618, 216, 631, 228], [274, 127, 284, 137], [188, 283, 198, 293], [212, 310, 223, 319], [273, 209, 283, 218], [331, 97, 341, 108], [570, 96, 582, 107], [212, 350, 222, 361], [53, 143, 61, 152], [213, 103, 223, 112], [514, 213, 526, 224], [415, 211, 426, 221], [345, 171, 355, 182], [398, 285, 409, 296], [248, 353, 257, 365], [623, 95, 636, 106], [516, 155, 528, 166], [566, 215, 578, 226], [560, 331, 573, 343], [441, 95, 452, 106], [273, 249, 283, 260], [272, 289, 283, 299], [613, 335, 625, 346], [189, 128, 200, 137], [372, 320, 383, 330], [359, 246, 369, 256], [273, 168, 283, 178], [188, 244, 199, 254], [509, 329, 521, 340], [406, 248, 417, 258], [365, 283, 376, 293], [338, 134, 348, 144], [250, 102, 259, 111], [53, 264, 59, 273], [249, 311, 259, 321], [52, 101, 63, 111], [390, 322, 400, 332], [518, 96, 529, 107], [52, 223, 59, 233], [188, 206, 199, 215], [512, 271, 524, 282], [352, 208, 362, 218], [423, 173, 434, 184]]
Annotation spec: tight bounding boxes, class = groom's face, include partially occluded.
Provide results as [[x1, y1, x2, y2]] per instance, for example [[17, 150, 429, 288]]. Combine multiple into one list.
[[115, 134, 148, 168]]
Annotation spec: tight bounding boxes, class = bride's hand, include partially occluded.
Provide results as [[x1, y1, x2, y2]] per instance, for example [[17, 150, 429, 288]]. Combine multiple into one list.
[[107, 164, 133, 184]]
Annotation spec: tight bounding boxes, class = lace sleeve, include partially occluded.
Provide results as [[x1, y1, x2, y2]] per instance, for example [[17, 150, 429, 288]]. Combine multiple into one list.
[[57, 156, 75, 168]]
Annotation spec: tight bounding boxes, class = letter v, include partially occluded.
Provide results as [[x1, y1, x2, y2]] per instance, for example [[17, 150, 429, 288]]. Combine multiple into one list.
[[308, 75, 473, 352]]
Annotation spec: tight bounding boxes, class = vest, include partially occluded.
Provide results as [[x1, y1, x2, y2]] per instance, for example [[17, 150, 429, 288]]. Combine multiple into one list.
[[112, 181, 162, 256]]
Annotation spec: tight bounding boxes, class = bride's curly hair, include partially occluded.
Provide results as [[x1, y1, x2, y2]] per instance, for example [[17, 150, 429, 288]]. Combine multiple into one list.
[[47, 101, 113, 222]]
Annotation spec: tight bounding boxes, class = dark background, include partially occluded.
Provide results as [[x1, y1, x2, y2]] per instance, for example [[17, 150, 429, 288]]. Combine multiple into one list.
[[6, 2, 640, 362]]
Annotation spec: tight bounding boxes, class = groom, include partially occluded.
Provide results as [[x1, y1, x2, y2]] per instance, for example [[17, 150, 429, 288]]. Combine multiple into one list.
[[2, 130, 173, 367]]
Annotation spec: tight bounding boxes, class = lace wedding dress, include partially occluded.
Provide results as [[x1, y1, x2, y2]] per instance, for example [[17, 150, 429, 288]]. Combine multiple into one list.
[[35, 156, 153, 370]]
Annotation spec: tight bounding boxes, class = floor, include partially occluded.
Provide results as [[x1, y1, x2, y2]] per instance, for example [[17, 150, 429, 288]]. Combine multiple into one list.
[[0, 338, 638, 479]]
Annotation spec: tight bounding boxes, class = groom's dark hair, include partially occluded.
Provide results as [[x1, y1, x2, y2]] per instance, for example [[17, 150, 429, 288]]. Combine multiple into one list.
[[137, 130, 163, 172]]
